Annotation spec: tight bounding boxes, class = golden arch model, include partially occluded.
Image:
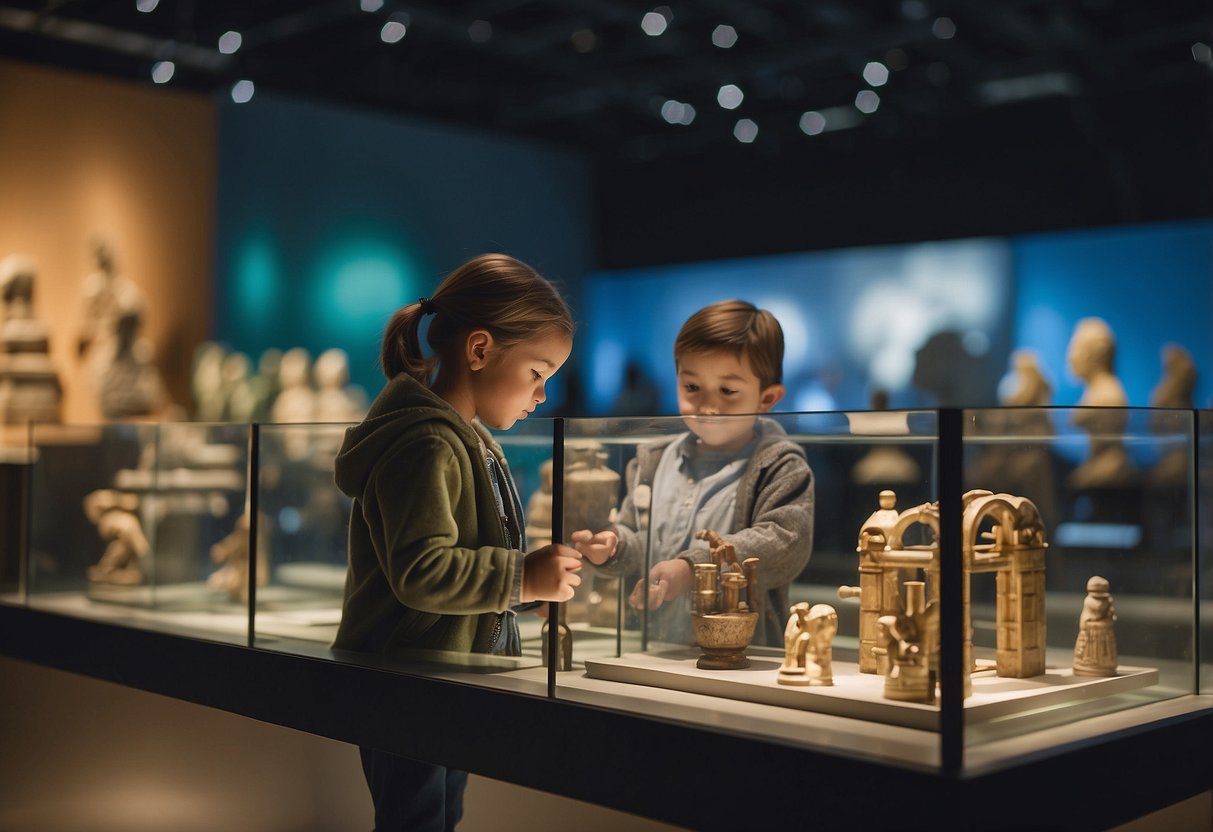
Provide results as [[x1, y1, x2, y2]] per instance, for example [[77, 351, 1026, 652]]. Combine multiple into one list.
[[840, 488, 1049, 692]]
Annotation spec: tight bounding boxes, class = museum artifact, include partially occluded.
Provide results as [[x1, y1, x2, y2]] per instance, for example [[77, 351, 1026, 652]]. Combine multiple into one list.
[[1066, 317, 1133, 489], [850, 391, 921, 486], [93, 295, 166, 419], [1148, 344, 1198, 486], [527, 443, 623, 629], [839, 488, 1049, 699], [270, 347, 315, 423], [77, 238, 144, 363], [1073, 575, 1118, 677], [207, 512, 268, 603], [313, 347, 367, 422], [690, 529, 759, 670], [83, 488, 149, 586], [0, 254, 62, 424], [778, 601, 839, 686], [875, 580, 940, 703]]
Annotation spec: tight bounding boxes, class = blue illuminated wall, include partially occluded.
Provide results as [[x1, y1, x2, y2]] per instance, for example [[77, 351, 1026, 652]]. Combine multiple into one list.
[[213, 91, 592, 402], [581, 220, 1213, 415], [1011, 219, 1213, 409], [582, 238, 1015, 414]]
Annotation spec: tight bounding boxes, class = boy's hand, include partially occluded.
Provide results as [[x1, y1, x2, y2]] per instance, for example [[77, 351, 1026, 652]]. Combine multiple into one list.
[[521, 544, 583, 603], [628, 558, 692, 610], [570, 529, 618, 566]]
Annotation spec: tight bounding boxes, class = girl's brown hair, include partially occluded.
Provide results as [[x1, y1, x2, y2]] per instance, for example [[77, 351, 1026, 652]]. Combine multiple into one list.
[[674, 299, 784, 387], [380, 253, 574, 383]]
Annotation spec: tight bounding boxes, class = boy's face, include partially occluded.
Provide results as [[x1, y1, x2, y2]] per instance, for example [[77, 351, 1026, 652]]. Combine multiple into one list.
[[676, 348, 785, 452]]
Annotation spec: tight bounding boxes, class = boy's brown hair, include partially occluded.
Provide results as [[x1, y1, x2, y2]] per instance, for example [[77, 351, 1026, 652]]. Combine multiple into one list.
[[674, 299, 784, 387]]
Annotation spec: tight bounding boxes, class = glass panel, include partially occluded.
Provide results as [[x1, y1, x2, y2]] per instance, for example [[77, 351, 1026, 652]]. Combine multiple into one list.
[[25, 421, 249, 642], [566, 411, 965, 764], [262, 416, 559, 700], [253, 422, 353, 654], [962, 406, 1196, 746], [0, 422, 32, 600], [1200, 410, 1212, 693]]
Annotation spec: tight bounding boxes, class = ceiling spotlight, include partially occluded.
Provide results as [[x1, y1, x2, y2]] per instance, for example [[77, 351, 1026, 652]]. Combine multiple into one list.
[[360, 0, 384, 10], [150, 60, 174, 84], [381, 20, 407, 43], [712, 24, 738, 49], [468, 20, 492, 43], [932, 17, 957, 39], [231, 79, 255, 104], [1192, 42, 1213, 65], [660, 100, 696, 125], [863, 61, 889, 87], [733, 118, 758, 143], [641, 11, 668, 36], [799, 111, 826, 136], [661, 100, 685, 124], [717, 84, 744, 109], [854, 89, 880, 113], [218, 31, 242, 54], [136, 0, 159, 12]]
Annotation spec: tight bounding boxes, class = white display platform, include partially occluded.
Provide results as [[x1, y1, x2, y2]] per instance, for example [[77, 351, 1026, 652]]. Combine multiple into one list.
[[584, 649, 1159, 731]]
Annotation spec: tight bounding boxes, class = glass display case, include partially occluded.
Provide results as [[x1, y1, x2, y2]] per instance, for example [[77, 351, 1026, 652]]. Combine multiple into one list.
[[17, 421, 249, 641], [6, 407, 1209, 768]]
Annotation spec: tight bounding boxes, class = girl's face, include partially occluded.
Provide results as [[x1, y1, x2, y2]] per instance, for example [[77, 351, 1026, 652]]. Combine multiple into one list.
[[470, 329, 572, 430], [676, 348, 784, 452]]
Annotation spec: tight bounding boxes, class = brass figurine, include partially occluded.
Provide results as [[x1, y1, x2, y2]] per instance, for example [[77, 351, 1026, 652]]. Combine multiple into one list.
[[689, 529, 758, 670]]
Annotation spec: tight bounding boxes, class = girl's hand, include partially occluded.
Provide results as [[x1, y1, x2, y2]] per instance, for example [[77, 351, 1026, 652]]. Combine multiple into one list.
[[570, 529, 618, 566], [627, 558, 692, 610], [521, 544, 583, 603]]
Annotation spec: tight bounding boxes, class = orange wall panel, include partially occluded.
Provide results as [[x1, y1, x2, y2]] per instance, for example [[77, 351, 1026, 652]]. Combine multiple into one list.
[[0, 58, 215, 422]]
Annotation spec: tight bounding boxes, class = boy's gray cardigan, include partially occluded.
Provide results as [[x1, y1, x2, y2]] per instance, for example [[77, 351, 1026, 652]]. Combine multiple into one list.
[[593, 417, 815, 647]]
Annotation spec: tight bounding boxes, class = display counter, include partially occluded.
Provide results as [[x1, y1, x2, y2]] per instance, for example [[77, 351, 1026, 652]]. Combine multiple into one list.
[[2, 408, 1210, 830]]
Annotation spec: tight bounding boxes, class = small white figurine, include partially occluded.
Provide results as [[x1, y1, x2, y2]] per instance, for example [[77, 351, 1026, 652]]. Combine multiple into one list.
[[1073, 575, 1118, 677]]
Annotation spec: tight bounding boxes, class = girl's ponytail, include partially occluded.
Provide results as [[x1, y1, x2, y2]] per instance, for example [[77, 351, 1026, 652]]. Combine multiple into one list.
[[379, 302, 434, 383]]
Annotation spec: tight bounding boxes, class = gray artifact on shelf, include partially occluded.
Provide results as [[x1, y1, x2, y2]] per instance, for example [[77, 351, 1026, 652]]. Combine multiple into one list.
[[0, 254, 62, 424]]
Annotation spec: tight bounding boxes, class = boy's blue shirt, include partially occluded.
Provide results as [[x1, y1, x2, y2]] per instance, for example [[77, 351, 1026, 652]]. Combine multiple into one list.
[[593, 416, 815, 647]]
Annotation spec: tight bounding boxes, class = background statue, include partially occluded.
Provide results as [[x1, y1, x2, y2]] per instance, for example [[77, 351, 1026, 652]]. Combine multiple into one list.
[[1066, 317, 1133, 489], [92, 295, 166, 419], [0, 254, 62, 423], [77, 238, 144, 363]]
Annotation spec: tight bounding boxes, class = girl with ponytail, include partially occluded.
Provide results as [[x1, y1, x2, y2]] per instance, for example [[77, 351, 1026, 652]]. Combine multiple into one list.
[[332, 253, 580, 831]]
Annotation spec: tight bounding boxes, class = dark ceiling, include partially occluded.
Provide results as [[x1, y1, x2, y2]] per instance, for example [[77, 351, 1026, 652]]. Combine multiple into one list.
[[2, 0, 1211, 161]]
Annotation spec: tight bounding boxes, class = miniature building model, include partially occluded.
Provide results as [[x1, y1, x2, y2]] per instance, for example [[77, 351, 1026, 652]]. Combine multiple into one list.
[[840, 489, 1049, 697]]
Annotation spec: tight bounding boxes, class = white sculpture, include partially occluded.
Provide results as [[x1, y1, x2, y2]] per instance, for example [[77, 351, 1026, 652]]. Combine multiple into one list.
[[1073, 575, 1118, 676], [313, 347, 366, 422]]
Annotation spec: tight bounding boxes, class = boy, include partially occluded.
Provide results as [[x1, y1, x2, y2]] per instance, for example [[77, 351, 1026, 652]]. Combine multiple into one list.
[[573, 300, 814, 646]]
